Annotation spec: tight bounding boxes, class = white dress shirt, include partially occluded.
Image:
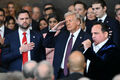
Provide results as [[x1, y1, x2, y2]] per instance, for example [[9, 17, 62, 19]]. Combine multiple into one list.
[[86, 38, 109, 72], [18, 28, 31, 61], [0, 25, 5, 38], [61, 28, 81, 69], [98, 13, 107, 23]]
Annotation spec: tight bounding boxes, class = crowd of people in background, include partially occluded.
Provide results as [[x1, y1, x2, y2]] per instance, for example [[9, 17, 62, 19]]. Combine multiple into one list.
[[0, 0, 120, 80]]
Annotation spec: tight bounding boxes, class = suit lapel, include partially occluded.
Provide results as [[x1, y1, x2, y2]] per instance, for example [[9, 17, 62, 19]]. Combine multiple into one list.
[[14, 30, 21, 50], [72, 30, 84, 51], [30, 30, 35, 43], [96, 40, 113, 55], [60, 30, 70, 55], [30, 30, 35, 58]]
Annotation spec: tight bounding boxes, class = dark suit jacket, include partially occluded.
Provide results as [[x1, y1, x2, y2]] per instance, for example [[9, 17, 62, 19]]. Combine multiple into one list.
[[43, 27, 91, 79], [1, 30, 46, 71], [103, 16, 120, 48], [32, 19, 39, 31], [60, 72, 84, 80], [4, 27, 13, 37], [85, 18, 97, 34], [84, 39, 120, 80], [0, 26, 13, 72]]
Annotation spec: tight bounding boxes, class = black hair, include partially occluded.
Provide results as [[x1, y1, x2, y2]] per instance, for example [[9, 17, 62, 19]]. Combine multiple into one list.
[[0, 8, 5, 16], [43, 3, 54, 9], [74, 1, 87, 10], [5, 16, 15, 24], [92, 0, 106, 8], [16, 10, 30, 19], [92, 22, 109, 33], [47, 13, 60, 23]]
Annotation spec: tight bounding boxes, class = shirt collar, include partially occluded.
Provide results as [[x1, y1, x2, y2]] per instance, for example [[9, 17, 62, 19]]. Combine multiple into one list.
[[93, 38, 108, 52], [19, 27, 30, 36], [0, 25, 4, 32], [71, 28, 81, 37], [98, 13, 107, 22]]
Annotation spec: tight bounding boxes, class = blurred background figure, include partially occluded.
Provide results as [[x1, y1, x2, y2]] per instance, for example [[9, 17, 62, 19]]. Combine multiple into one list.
[[113, 74, 120, 80], [39, 17, 48, 31], [7, 71, 24, 80], [23, 61, 37, 80], [115, 8, 120, 23], [48, 13, 59, 31], [7, 2, 16, 19], [43, 3, 55, 15], [42, 13, 60, 64], [74, 1, 87, 20], [86, 7, 96, 21], [22, 4, 39, 31], [114, 3, 120, 11], [44, 7, 56, 20], [22, 4, 32, 17], [4, 16, 16, 30], [3, 7, 9, 17], [68, 4, 75, 12], [86, 7, 97, 34], [78, 77, 91, 80], [34, 60, 54, 80], [32, 6, 41, 22]]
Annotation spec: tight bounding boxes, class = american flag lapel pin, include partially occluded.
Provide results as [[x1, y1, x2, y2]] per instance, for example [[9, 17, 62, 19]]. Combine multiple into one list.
[[80, 36, 82, 39], [33, 36, 35, 38]]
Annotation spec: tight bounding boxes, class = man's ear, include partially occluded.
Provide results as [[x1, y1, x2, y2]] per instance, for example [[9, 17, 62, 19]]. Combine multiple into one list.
[[103, 6, 107, 12], [77, 19, 81, 26], [104, 31, 108, 38]]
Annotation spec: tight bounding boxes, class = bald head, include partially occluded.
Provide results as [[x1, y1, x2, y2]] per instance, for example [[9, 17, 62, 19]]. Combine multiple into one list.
[[23, 60, 37, 79], [113, 74, 120, 80], [34, 60, 54, 80], [68, 51, 86, 73]]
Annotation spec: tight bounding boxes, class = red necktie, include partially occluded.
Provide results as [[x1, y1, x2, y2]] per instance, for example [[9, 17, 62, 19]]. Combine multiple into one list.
[[22, 32, 28, 65]]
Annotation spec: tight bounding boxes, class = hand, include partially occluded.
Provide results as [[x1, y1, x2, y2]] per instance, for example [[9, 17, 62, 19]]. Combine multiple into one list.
[[19, 42, 35, 53], [82, 39, 91, 50], [51, 20, 65, 31], [0, 37, 5, 45]]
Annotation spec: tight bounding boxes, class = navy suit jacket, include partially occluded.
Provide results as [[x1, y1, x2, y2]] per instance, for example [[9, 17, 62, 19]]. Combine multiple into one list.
[[43, 27, 91, 79], [103, 16, 120, 48], [4, 27, 13, 37], [1, 30, 45, 71], [84, 39, 120, 80]]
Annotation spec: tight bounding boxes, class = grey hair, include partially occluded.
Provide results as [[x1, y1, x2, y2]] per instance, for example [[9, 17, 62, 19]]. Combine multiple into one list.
[[34, 60, 54, 80], [64, 11, 81, 21], [22, 60, 37, 79]]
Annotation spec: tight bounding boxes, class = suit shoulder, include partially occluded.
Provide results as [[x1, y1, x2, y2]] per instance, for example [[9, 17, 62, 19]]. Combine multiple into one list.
[[5, 30, 17, 37]]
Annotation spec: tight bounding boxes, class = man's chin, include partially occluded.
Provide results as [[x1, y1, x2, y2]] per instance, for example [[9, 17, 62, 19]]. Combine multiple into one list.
[[19, 25, 29, 30]]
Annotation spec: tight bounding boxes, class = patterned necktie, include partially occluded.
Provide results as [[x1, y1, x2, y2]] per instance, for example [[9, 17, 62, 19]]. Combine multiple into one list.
[[22, 32, 28, 65], [64, 34, 74, 76]]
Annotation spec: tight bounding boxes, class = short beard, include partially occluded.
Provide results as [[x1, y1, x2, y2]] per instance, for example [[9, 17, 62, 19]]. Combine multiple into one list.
[[18, 24, 30, 30]]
